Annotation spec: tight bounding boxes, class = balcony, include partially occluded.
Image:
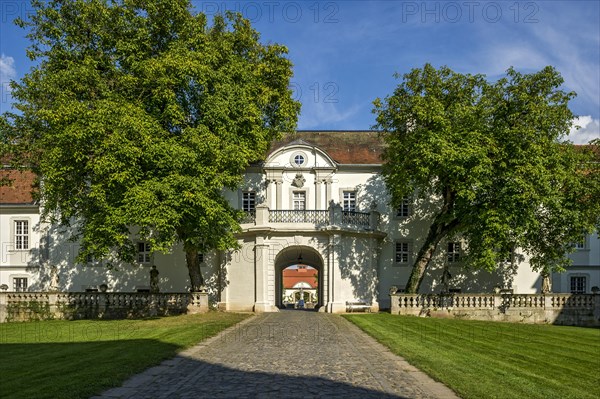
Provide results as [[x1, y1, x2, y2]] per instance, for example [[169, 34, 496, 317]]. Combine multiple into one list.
[[241, 205, 381, 232]]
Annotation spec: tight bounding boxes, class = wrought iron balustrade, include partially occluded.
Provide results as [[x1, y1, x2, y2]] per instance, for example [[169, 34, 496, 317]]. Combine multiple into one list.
[[341, 211, 370, 227], [269, 210, 329, 224]]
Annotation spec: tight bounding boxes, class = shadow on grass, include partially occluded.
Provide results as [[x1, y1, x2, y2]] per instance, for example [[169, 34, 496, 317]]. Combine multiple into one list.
[[1, 339, 409, 399], [0, 340, 182, 399]]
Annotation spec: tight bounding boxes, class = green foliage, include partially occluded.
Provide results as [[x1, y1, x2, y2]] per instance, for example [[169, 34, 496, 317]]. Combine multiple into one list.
[[374, 64, 599, 290], [1, 1, 300, 275]]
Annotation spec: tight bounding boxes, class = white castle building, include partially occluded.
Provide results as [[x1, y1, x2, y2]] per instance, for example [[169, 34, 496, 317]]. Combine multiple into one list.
[[1, 131, 599, 312]]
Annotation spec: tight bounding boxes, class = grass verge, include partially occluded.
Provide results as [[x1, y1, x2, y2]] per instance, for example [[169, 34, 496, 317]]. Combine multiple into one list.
[[0, 312, 250, 399], [344, 313, 600, 399]]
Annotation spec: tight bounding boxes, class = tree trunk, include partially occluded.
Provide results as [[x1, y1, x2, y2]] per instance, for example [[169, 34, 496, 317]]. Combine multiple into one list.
[[185, 248, 204, 292], [405, 187, 459, 293]]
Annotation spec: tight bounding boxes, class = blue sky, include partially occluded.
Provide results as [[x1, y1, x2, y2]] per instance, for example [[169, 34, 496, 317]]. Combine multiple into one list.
[[1, 1, 599, 143]]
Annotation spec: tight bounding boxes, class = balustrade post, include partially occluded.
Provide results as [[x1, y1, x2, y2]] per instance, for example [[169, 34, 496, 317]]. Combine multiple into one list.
[[48, 293, 60, 319], [329, 203, 342, 226], [0, 293, 6, 323], [187, 292, 209, 314], [98, 292, 107, 318], [544, 294, 553, 309], [390, 294, 399, 314], [493, 294, 501, 309], [369, 209, 380, 230], [255, 204, 269, 226]]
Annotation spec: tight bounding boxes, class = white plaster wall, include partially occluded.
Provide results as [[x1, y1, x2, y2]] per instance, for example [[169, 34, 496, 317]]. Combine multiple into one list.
[[223, 237, 256, 311], [337, 235, 378, 304], [0, 206, 42, 290], [553, 232, 600, 293], [37, 223, 221, 294]]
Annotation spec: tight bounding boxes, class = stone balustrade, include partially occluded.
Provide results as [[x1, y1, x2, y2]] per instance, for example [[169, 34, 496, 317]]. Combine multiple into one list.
[[0, 291, 209, 323], [390, 293, 600, 327]]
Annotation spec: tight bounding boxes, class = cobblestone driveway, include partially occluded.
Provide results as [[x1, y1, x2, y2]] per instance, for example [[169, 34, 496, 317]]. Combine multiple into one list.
[[94, 311, 459, 399]]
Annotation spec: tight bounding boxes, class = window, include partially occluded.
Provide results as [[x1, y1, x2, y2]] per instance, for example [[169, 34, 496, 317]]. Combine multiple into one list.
[[396, 197, 411, 217], [13, 277, 27, 292], [570, 276, 586, 294], [197, 253, 204, 263], [342, 191, 356, 211], [137, 242, 151, 264], [447, 242, 461, 263], [294, 154, 305, 166], [395, 242, 411, 264], [242, 191, 256, 213], [14, 220, 29, 250], [574, 239, 586, 250], [293, 191, 306, 210]]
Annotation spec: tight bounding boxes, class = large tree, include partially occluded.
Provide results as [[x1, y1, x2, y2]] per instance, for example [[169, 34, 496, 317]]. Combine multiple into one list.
[[1, 0, 300, 291], [374, 64, 599, 293]]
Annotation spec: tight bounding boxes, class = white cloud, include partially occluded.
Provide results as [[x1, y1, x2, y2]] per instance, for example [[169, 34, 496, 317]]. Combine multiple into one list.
[[0, 54, 16, 110], [0, 53, 16, 84], [569, 116, 600, 144]]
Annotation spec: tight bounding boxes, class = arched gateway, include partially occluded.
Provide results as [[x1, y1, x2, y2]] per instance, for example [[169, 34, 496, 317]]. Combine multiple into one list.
[[275, 245, 324, 309]]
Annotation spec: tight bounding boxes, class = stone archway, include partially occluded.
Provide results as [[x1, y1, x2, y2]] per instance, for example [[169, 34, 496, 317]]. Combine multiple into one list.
[[274, 245, 324, 310]]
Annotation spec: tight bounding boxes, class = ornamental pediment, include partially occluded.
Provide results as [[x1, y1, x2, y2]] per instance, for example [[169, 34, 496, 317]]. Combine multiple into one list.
[[264, 140, 336, 169]]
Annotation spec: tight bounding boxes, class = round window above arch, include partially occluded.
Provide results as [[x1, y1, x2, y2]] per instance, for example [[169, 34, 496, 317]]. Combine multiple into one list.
[[290, 152, 307, 167]]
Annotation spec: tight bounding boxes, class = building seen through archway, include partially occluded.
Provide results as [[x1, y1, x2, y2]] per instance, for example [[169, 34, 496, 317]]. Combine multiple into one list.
[[282, 265, 318, 309]]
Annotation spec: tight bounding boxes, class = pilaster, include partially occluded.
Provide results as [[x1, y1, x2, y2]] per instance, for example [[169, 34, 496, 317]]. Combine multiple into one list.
[[254, 237, 272, 312], [275, 180, 283, 210]]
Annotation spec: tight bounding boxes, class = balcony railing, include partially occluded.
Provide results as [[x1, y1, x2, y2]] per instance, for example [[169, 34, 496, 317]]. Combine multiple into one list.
[[342, 211, 370, 227], [269, 210, 329, 225], [240, 205, 380, 231]]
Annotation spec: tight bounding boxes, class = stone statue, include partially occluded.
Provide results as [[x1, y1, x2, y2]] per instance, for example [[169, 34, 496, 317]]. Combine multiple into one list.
[[441, 267, 452, 293], [541, 271, 551, 294], [49, 265, 59, 292], [150, 265, 160, 293]]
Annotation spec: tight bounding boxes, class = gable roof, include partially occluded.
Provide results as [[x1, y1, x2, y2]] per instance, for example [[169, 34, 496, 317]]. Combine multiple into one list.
[[269, 131, 384, 164]]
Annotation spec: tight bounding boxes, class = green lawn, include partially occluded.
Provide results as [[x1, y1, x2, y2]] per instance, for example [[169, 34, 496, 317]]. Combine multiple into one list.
[[0, 313, 249, 399], [344, 313, 600, 399]]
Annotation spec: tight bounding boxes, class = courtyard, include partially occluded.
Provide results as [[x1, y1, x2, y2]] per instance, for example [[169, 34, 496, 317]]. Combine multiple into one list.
[[1, 311, 598, 398]]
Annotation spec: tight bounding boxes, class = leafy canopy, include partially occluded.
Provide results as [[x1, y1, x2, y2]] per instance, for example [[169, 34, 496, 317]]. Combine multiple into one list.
[[374, 64, 599, 281], [2, 0, 300, 264]]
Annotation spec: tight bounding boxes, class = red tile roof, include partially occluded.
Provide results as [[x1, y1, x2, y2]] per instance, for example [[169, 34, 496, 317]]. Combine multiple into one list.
[[282, 268, 318, 289], [0, 170, 37, 205], [270, 131, 384, 164]]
